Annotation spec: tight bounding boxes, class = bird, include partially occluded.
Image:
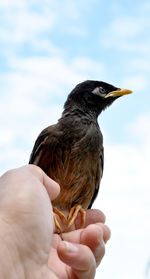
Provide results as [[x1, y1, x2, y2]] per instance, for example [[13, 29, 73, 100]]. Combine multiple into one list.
[[29, 80, 132, 232]]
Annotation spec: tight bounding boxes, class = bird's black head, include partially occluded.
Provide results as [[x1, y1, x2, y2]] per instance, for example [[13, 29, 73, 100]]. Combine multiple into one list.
[[64, 80, 132, 117]]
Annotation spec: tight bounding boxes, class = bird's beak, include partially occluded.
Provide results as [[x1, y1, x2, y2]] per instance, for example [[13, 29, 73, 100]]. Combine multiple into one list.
[[104, 88, 133, 98]]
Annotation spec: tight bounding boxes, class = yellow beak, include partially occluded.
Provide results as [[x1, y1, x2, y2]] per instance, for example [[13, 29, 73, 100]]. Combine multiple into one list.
[[104, 88, 133, 98]]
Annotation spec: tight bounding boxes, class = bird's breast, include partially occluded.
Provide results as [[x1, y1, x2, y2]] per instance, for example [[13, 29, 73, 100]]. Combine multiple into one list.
[[52, 123, 103, 210]]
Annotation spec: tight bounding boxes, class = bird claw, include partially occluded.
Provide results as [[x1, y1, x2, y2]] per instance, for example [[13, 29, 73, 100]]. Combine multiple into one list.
[[53, 205, 86, 233], [53, 207, 67, 233], [67, 204, 86, 230]]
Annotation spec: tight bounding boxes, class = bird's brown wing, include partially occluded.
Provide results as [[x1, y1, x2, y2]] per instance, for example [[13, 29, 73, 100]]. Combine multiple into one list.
[[29, 124, 66, 177], [29, 125, 55, 165]]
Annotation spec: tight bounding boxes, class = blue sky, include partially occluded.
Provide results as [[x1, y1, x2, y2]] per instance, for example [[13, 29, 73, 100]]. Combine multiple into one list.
[[0, 1, 150, 278]]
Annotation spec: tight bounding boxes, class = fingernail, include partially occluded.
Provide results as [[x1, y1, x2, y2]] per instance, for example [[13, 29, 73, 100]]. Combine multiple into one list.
[[100, 239, 105, 248], [63, 241, 79, 253], [96, 225, 106, 246], [96, 224, 103, 233]]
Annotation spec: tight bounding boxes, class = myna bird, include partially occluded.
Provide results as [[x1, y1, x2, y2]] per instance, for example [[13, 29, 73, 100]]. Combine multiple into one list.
[[29, 80, 132, 232]]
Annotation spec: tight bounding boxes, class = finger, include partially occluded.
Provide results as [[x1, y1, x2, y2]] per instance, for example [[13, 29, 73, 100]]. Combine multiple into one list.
[[75, 209, 106, 230], [61, 223, 110, 244], [43, 175, 60, 201], [27, 165, 60, 200], [80, 224, 109, 266], [57, 241, 96, 279], [61, 223, 110, 267]]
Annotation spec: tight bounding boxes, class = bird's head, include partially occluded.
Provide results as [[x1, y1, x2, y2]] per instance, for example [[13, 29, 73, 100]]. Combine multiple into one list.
[[64, 80, 132, 117]]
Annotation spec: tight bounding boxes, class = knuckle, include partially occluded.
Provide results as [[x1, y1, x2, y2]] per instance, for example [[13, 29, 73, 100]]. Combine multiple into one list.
[[27, 164, 43, 176]]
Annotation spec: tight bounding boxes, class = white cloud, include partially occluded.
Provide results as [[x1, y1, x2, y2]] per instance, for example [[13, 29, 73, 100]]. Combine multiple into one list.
[[73, 57, 105, 79], [0, 0, 93, 50], [128, 113, 150, 144], [102, 16, 142, 48], [0, 56, 86, 101], [110, 17, 142, 38], [101, 15, 150, 58], [139, 1, 150, 13], [1, 55, 105, 104], [31, 39, 62, 55], [122, 75, 148, 91], [130, 58, 150, 72], [0, 100, 63, 174], [0, 129, 15, 146], [0, 0, 26, 8], [0, 8, 55, 44]]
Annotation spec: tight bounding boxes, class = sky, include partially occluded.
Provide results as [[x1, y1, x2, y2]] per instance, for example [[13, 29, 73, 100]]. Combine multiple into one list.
[[0, 0, 150, 278]]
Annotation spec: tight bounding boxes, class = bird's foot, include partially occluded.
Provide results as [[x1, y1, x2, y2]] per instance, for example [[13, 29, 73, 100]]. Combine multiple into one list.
[[53, 207, 67, 233], [67, 204, 86, 231], [53, 205, 86, 233]]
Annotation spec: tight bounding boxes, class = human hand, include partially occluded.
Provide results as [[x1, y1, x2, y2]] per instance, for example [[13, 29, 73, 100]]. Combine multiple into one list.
[[0, 165, 110, 278], [49, 211, 110, 279], [0, 164, 60, 278]]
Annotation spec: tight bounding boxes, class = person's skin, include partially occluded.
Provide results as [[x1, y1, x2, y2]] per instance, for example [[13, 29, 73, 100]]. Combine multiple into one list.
[[0, 165, 110, 279]]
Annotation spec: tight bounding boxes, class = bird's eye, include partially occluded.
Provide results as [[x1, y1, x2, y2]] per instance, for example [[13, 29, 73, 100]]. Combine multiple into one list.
[[99, 87, 106, 94], [92, 86, 106, 96]]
